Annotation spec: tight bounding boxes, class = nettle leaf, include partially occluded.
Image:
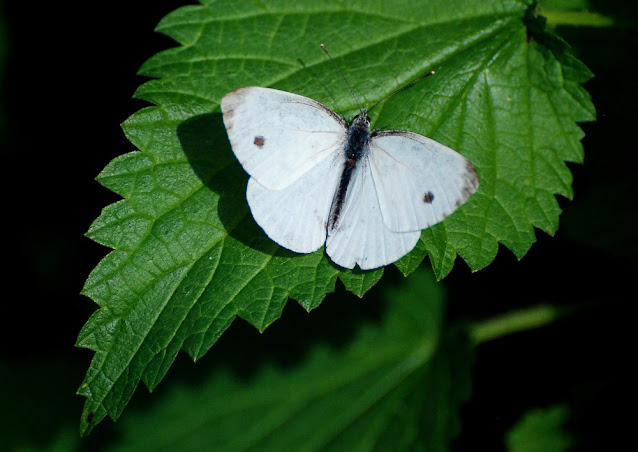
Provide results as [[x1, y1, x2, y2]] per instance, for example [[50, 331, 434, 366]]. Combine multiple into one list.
[[108, 269, 473, 451], [78, 0, 594, 433]]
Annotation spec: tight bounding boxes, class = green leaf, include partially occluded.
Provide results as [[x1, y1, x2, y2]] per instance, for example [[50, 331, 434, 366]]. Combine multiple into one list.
[[506, 404, 573, 452], [108, 269, 473, 451], [79, 0, 594, 433]]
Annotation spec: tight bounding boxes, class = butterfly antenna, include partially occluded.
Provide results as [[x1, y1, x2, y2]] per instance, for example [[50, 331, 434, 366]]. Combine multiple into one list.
[[368, 70, 435, 112], [320, 44, 364, 114]]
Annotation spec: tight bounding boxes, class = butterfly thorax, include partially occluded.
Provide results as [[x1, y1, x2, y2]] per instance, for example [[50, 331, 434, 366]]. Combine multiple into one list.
[[328, 112, 372, 231], [345, 112, 372, 164]]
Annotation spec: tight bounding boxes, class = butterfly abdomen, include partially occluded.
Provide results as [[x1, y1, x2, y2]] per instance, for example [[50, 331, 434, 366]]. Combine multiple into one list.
[[328, 113, 372, 231]]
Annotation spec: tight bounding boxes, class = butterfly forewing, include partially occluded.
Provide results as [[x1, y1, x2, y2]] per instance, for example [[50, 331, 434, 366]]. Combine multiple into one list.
[[369, 131, 479, 233], [221, 87, 347, 190]]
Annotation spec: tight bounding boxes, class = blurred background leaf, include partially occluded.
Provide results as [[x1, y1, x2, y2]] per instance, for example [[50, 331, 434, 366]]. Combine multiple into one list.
[[107, 269, 473, 451], [506, 404, 573, 452]]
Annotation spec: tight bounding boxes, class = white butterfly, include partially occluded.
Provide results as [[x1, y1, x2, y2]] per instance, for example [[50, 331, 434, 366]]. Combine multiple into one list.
[[221, 85, 478, 270]]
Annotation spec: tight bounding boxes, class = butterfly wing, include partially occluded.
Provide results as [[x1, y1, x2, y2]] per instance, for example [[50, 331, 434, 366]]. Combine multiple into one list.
[[221, 86, 347, 190], [325, 159, 421, 270], [326, 131, 479, 270], [368, 131, 479, 233], [247, 151, 341, 253]]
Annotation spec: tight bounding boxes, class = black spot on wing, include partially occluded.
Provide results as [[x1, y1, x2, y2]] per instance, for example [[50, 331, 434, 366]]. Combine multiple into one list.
[[254, 136, 265, 147], [423, 191, 434, 203]]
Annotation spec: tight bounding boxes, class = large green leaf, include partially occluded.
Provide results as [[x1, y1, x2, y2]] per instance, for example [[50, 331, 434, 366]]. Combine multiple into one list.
[[108, 269, 472, 451], [78, 0, 594, 434]]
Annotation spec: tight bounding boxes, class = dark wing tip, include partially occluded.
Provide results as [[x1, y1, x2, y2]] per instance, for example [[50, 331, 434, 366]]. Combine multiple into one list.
[[461, 159, 480, 199]]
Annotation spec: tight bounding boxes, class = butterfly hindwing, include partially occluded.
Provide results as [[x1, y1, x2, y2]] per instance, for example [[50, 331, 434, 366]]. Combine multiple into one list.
[[368, 131, 479, 233], [247, 151, 341, 254], [325, 158, 421, 270], [221, 87, 347, 190]]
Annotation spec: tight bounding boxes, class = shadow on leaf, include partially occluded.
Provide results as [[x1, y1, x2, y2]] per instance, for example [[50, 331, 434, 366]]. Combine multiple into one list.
[[177, 112, 301, 258]]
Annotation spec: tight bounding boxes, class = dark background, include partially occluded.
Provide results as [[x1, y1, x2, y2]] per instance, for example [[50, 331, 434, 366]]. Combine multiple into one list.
[[1, 1, 635, 450]]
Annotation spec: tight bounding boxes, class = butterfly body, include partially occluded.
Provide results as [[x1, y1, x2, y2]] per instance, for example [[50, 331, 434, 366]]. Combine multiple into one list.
[[330, 112, 372, 231], [221, 86, 479, 270]]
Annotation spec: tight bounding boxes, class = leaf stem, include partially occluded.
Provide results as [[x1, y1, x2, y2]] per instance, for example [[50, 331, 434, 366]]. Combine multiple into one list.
[[543, 11, 613, 28], [470, 304, 565, 345]]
